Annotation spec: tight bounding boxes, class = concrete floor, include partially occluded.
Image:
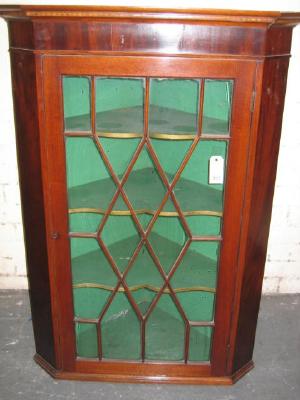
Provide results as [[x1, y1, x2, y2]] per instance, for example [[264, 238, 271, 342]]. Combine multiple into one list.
[[0, 291, 299, 400]]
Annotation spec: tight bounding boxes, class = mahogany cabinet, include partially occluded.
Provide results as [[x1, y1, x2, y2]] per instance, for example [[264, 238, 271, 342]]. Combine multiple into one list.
[[1, 5, 299, 385]]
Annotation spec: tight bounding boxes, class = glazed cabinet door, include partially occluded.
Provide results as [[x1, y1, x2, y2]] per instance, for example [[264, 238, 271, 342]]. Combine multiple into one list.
[[41, 55, 256, 379]]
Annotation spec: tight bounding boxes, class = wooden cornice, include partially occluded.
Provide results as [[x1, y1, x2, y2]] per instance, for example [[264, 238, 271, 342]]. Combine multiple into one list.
[[0, 5, 300, 27]]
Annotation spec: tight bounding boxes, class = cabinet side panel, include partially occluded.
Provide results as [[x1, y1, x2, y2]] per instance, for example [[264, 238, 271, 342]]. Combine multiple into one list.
[[8, 19, 35, 49], [233, 57, 290, 372], [9, 50, 56, 367], [265, 26, 293, 56]]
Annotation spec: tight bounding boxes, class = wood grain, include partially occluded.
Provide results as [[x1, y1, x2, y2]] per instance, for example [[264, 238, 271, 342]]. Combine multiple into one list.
[[9, 50, 56, 368], [1, 5, 299, 384], [232, 55, 291, 373]]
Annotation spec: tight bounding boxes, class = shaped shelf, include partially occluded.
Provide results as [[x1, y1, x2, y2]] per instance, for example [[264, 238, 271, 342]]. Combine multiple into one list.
[[68, 168, 223, 217], [73, 232, 215, 360], [75, 303, 212, 361], [72, 232, 217, 291], [65, 105, 230, 136]]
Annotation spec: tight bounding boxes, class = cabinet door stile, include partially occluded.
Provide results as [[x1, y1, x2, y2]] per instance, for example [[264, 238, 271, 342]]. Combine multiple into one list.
[[210, 62, 257, 375], [42, 58, 77, 371]]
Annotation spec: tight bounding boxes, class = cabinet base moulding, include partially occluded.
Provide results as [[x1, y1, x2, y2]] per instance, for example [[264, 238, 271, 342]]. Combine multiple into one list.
[[34, 353, 254, 385]]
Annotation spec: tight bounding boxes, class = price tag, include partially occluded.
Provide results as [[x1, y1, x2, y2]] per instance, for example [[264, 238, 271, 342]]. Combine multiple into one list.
[[209, 156, 224, 184]]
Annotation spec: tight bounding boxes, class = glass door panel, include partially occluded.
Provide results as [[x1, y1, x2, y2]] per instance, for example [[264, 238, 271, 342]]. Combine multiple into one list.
[[123, 145, 167, 230], [189, 326, 212, 362], [175, 139, 227, 236], [65, 136, 116, 212], [101, 293, 141, 360], [202, 80, 233, 135], [63, 75, 233, 363], [96, 77, 144, 135], [149, 78, 199, 138], [148, 215, 188, 274], [63, 76, 91, 132], [145, 294, 186, 361], [171, 241, 219, 322]]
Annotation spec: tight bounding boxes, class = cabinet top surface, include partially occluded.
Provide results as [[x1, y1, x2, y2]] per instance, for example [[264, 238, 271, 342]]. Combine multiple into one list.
[[0, 5, 300, 25]]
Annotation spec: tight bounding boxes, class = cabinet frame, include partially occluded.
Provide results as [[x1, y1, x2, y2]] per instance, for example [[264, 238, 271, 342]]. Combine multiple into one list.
[[1, 4, 300, 384]]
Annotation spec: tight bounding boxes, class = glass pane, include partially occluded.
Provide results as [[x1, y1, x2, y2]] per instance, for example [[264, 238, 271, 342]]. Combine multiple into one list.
[[185, 215, 221, 237], [63, 76, 91, 132], [101, 205, 141, 273], [71, 237, 118, 321], [73, 287, 111, 320], [66, 137, 116, 211], [174, 140, 227, 238], [100, 137, 141, 179], [123, 146, 166, 229], [175, 140, 227, 213], [151, 139, 193, 182], [69, 213, 102, 233], [176, 292, 215, 321], [202, 80, 233, 135], [149, 79, 199, 137], [76, 323, 98, 358], [145, 294, 185, 361], [125, 245, 164, 315], [96, 78, 144, 134], [171, 242, 219, 323], [71, 238, 117, 286], [171, 242, 219, 291], [101, 293, 141, 360], [189, 327, 212, 362], [148, 215, 188, 275]]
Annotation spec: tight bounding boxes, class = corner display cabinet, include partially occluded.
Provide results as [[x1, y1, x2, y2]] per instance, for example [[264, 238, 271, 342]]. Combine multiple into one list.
[[1, 5, 300, 385]]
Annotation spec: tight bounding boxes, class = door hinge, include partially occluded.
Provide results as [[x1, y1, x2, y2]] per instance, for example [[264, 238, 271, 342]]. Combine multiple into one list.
[[250, 90, 256, 113]]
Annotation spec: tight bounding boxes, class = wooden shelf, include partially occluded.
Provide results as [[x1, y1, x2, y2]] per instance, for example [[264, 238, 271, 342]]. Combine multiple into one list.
[[73, 232, 215, 360], [68, 167, 223, 216], [76, 299, 212, 362], [65, 105, 229, 136], [75, 299, 212, 361], [72, 233, 217, 291]]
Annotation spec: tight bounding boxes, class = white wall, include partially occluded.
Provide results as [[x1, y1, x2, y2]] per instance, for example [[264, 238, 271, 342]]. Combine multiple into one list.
[[0, 0, 300, 293]]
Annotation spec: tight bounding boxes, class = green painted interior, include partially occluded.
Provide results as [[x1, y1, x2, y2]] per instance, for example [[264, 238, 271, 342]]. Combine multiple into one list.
[[63, 77, 200, 118], [96, 78, 144, 112], [189, 327, 212, 362], [102, 292, 141, 360], [63, 77, 91, 131], [75, 319, 212, 361], [206, 79, 233, 119], [96, 78, 144, 133], [149, 79, 199, 135], [69, 213, 102, 233], [62, 77, 232, 134], [63, 76, 231, 362]]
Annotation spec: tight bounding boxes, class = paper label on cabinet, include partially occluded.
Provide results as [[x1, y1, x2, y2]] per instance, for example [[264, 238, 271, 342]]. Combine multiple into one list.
[[209, 156, 224, 184]]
